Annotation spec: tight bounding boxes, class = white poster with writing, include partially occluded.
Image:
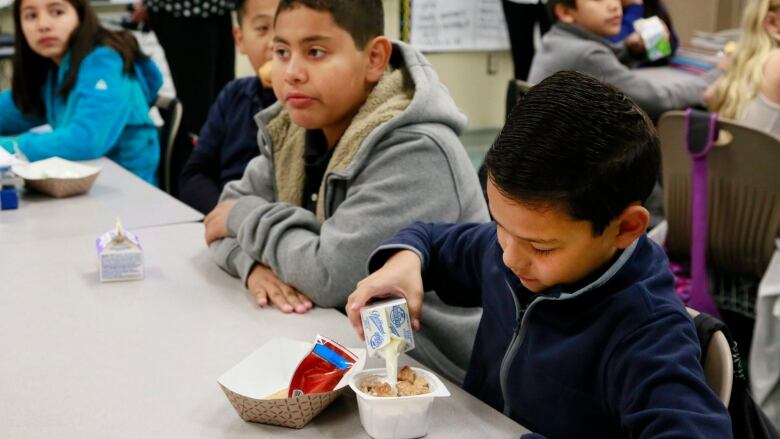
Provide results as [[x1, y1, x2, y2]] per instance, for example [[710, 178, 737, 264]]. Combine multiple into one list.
[[410, 0, 511, 52]]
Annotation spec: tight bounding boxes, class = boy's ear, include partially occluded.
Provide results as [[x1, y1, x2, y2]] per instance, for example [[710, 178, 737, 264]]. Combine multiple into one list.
[[612, 204, 650, 249], [364, 36, 392, 83], [555, 3, 577, 24], [233, 26, 246, 55]]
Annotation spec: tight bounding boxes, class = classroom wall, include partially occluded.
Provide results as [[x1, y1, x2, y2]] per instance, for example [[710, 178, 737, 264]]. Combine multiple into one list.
[[666, 0, 749, 45], [0, 0, 746, 130]]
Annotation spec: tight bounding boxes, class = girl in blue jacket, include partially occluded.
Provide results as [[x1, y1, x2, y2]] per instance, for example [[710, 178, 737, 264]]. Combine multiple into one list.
[[0, 0, 163, 184]]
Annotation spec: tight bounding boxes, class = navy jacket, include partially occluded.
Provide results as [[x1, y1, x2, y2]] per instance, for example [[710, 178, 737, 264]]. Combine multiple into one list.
[[179, 77, 276, 214], [369, 222, 732, 439]]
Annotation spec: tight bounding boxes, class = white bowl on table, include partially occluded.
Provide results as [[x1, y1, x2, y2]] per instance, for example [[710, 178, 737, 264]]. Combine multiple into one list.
[[349, 367, 451, 439]]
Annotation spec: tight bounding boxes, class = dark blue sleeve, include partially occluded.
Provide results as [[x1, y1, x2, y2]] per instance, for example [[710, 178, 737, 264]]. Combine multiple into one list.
[[179, 83, 231, 214], [368, 222, 495, 307], [608, 307, 733, 438]]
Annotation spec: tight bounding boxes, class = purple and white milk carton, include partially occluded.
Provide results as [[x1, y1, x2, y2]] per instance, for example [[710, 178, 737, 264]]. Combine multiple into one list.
[[96, 219, 144, 282]]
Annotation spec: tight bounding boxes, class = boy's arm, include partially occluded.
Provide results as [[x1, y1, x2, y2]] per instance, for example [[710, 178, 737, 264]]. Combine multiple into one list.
[[0, 90, 47, 137], [207, 153, 276, 281], [231, 131, 484, 308], [13, 49, 135, 161], [368, 221, 493, 308], [584, 47, 714, 118], [179, 86, 231, 214], [607, 306, 733, 438]]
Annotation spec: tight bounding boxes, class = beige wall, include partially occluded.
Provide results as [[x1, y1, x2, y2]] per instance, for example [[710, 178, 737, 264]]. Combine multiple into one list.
[[0, 1, 746, 130], [666, 0, 748, 44]]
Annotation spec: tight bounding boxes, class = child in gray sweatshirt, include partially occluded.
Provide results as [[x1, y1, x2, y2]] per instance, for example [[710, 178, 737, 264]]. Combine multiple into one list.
[[529, 0, 718, 119]]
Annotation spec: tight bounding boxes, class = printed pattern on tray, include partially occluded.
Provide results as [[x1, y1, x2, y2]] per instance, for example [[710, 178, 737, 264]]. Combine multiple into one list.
[[220, 385, 345, 429]]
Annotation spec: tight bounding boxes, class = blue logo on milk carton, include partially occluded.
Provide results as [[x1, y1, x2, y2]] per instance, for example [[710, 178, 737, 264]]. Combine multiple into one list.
[[365, 310, 387, 350], [369, 332, 385, 350], [366, 311, 385, 334], [390, 305, 407, 326]]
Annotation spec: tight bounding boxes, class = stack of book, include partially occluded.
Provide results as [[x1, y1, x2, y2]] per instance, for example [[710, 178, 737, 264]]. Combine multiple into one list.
[[669, 29, 740, 75]]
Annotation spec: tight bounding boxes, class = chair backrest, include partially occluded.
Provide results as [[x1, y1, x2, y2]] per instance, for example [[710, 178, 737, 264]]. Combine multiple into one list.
[[658, 111, 780, 278], [153, 95, 182, 193], [505, 79, 533, 120], [687, 307, 734, 406]]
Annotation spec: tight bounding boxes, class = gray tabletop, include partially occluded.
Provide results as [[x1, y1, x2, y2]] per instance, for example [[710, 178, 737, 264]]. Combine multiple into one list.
[[0, 158, 202, 245], [0, 222, 527, 438]]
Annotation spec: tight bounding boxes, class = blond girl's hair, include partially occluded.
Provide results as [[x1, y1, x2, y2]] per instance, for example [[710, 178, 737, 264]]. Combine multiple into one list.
[[709, 0, 780, 119]]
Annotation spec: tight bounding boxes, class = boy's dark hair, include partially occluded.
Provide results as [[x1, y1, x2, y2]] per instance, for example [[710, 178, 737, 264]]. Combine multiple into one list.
[[235, 0, 248, 23], [275, 0, 384, 49], [546, 0, 576, 23], [11, 0, 147, 117], [484, 70, 660, 235]]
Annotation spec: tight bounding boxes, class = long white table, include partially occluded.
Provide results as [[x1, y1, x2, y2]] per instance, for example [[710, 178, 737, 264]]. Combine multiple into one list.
[[0, 223, 528, 438], [0, 158, 202, 244]]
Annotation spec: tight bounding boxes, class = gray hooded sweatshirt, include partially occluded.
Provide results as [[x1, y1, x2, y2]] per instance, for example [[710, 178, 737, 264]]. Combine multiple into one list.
[[209, 41, 489, 384], [529, 23, 718, 119]]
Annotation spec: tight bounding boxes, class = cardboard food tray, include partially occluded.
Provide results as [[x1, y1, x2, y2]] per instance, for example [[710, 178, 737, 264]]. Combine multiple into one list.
[[218, 338, 366, 429], [12, 157, 100, 198]]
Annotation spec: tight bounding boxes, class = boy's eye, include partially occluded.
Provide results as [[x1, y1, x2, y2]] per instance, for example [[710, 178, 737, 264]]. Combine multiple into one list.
[[309, 48, 326, 58], [274, 48, 290, 58], [532, 247, 556, 256], [255, 26, 269, 35], [50, 7, 63, 16]]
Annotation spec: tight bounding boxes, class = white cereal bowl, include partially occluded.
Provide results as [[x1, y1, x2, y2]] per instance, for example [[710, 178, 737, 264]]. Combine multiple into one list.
[[348, 367, 450, 439]]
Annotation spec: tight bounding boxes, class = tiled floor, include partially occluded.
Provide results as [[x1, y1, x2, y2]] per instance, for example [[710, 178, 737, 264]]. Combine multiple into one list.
[[460, 128, 501, 170]]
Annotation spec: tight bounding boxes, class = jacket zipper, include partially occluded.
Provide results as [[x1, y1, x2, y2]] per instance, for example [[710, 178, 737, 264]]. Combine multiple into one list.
[[496, 239, 639, 417], [498, 280, 553, 416]]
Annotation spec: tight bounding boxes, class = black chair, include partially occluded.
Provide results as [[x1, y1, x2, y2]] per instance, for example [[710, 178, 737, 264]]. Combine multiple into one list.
[[152, 95, 182, 193]]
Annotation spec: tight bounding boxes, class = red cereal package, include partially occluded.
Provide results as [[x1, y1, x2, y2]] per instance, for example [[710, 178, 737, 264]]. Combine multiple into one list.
[[288, 335, 358, 397]]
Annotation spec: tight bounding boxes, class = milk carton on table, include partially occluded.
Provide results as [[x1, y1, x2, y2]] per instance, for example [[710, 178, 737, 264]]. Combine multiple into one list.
[[96, 219, 144, 282]]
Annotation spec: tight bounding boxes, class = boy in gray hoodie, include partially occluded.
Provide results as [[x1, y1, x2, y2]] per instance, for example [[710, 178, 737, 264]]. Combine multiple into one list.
[[204, 0, 488, 383], [529, 0, 717, 119]]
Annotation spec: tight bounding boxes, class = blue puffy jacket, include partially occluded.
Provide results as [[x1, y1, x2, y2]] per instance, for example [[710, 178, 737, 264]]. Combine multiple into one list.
[[0, 46, 162, 184]]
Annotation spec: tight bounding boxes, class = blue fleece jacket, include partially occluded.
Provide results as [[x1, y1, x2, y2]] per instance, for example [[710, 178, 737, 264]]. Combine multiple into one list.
[[178, 77, 277, 214], [0, 46, 162, 184], [369, 222, 733, 439]]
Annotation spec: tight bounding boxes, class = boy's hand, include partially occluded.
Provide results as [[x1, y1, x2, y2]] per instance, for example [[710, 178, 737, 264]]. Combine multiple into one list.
[[346, 250, 424, 341], [625, 32, 645, 55], [247, 263, 313, 313], [204, 199, 237, 245]]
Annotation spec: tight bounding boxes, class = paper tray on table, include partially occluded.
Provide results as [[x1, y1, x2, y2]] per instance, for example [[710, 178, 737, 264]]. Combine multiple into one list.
[[218, 337, 366, 429], [12, 157, 100, 198]]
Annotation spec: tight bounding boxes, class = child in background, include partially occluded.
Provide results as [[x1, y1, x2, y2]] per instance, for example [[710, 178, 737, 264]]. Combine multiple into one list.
[[178, 0, 279, 214], [347, 71, 732, 438], [705, 0, 780, 138], [529, 0, 714, 120], [204, 0, 487, 384], [607, 0, 679, 63], [0, 0, 162, 184]]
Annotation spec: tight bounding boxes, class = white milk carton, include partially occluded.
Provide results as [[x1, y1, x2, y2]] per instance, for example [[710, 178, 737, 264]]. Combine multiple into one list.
[[634, 16, 672, 61], [96, 219, 144, 282], [360, 298, 415, 388]]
